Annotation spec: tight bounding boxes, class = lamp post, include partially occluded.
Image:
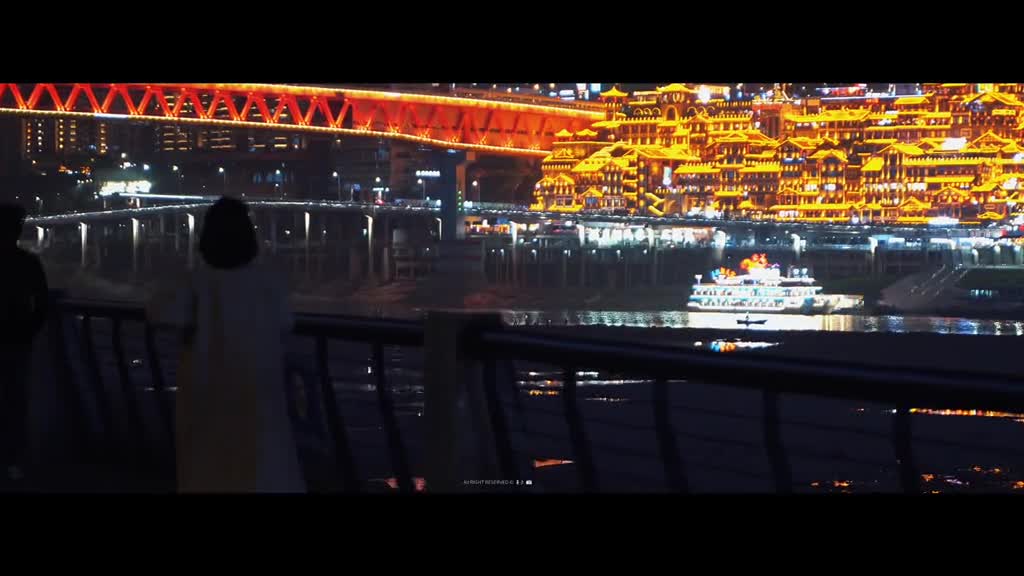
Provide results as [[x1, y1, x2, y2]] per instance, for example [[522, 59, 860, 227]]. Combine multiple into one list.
[[218, 166, 226, 194], [333, 171, 341, 202], [418, 178, 426, 200], [472, 179, 479, 202]]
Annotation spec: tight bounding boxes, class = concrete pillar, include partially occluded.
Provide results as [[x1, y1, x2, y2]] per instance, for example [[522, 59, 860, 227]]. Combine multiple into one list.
[[510, 222, 518, 286], [79, 222, 88, 269], [348, 246, 362, 281], [365, 214, 375, 280], [624, 250, 630, 289], [437, 149, 475, 242], [712, 229, 727, 266], [157, 214, 166, 255], [647, 228, 657, 286], [868, 237, 878, 276], [269, 212, 278, 255], [95, 225, 104, 268], [381, 246, 392, 284], [173, 214, 181, 254], [131, 218, 140, 274], [186, 213, 196, 269], [580, 246, 588, 288], [561, 248, 569, 288], [304, 211, 311, 277]]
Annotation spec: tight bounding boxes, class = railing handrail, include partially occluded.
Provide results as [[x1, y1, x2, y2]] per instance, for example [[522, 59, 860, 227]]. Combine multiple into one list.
[[57, 297, 426, 346], [471, 327, 1024, 414], [56, 297, 1024, 414]]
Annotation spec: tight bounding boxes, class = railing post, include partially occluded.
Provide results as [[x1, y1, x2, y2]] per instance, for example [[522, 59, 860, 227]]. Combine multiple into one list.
[[563, 365, 598, 492], [423, 310, 503, 492], [80, 315, 113, 441], [892, 406, 920, 495], [652, 378, 688, 493], [316, 335, 359, 492], [372, 342, 413, 493], [482, 357, 519, 483], [27, 292, 75, 486], [762, 389, 792, 494]]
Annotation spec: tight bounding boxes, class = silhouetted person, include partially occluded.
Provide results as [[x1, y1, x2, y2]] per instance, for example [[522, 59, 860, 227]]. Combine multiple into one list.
[[147, 197, 303, 493], [0, 204, 48, 483]]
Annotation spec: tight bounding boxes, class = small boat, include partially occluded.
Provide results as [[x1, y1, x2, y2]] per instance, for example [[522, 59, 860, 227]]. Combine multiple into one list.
[[737, 315, 767, 326]]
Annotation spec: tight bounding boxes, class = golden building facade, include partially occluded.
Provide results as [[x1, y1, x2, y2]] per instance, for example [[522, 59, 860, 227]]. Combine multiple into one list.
[[531, 83, 1024, 225]]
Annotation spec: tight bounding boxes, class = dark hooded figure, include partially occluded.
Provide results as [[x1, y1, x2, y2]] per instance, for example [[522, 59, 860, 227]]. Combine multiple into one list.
[[0, 203, 48, 483]]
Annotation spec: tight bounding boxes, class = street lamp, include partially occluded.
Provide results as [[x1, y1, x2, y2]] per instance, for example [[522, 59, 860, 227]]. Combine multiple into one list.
[[143, 163, 150, 171], [472, 179, 479, 202], [333, 171, 341, 202], [218, 166, 226, 194], [418, 178, 426, 200]]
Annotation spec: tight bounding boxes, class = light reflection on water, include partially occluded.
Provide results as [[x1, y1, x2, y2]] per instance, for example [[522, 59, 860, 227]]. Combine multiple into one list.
[[501, 310, 1024, 336]]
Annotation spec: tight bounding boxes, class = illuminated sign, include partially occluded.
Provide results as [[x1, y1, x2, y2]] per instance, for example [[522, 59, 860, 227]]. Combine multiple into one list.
[[99, 180, 152, 197], [415, 170, 441, 178]]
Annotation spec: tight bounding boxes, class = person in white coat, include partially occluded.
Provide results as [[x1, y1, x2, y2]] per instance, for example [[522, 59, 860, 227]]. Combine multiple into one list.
[[148, 197, 305, 493]]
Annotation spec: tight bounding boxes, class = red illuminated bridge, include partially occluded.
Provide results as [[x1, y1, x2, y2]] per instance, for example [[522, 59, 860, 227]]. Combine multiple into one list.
[[0, 83, 605, 157]]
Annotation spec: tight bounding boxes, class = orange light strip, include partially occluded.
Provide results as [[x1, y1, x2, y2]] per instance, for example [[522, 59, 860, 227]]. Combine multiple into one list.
[[162, 83, 605, 120]]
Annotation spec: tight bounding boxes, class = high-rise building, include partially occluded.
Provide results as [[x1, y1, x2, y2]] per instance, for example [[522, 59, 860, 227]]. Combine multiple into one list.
[[21, 118, 108, 162]]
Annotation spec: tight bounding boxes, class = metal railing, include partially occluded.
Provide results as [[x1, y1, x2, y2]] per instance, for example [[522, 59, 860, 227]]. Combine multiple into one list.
[[468, 327, 1024, 493], [49, 297, 426, 492], [40, 297, 1024, 493]]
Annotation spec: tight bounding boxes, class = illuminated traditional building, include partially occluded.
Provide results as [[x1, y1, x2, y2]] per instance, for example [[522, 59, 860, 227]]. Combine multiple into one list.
[[532, 83, 1024, 225]]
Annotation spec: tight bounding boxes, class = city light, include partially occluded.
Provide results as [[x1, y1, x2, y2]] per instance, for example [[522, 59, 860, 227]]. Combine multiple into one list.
[[530, 82, 1024, 226], [99, 180, 153, 197]]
